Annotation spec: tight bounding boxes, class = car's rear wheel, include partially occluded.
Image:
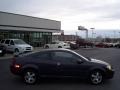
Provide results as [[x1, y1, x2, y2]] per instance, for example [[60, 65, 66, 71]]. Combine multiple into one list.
[[58, 46, 62, 48], [89, 70, 103, 85], [23, 70, 38, 84], [14, 48, 19, 54], [45, 45, 49, 49]]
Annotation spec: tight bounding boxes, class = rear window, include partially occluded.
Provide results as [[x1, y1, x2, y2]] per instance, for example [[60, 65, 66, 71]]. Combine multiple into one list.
[[33, 52, 51, 60], [1, 40, 5, 43], [5, 40, 10, 44]]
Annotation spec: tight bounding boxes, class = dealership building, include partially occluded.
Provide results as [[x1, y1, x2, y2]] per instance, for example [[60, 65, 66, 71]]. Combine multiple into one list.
[[0, 11, 61, 47]]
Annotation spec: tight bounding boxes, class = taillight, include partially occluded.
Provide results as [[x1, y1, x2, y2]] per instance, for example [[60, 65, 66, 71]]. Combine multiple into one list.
[[14, 64, 21, 69]]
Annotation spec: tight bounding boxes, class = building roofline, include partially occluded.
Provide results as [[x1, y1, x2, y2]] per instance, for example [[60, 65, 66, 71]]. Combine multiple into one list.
[[0, 11, 60, 23], [0, 25, 60, 31]]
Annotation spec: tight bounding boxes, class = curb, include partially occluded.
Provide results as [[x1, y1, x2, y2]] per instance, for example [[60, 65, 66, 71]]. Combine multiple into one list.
[[0, 56, 13, 60]]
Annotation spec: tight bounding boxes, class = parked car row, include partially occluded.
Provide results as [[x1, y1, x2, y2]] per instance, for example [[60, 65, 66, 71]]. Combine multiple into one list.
[[0, 38, 120, 57], [44, 40, 120, 49], [44, 41, 70, 49], [95, 42, 120, 48], [114, 43, 120, 48]]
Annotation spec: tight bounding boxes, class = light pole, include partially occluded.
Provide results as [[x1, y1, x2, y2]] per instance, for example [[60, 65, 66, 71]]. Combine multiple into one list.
[[113, 31, 116, 42], [119, 32, 120, 38], [90, 28, 95, 42], [78, 26, 88, 40], [119, 32, 120, 43]]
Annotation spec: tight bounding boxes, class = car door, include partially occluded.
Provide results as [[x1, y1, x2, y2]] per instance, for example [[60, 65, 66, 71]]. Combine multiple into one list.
[[32, 51, 58, 76], [51, 42, 58, 48], [9, 40, 15, 52], [51, 51, 89, 78], [50, 42, 55, 48], [4, 40, 11, 51]]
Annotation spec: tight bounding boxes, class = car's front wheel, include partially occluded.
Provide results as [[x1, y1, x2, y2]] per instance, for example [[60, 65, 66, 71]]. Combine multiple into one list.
[[58, 46, 62, 48], [45, 45, 49, 49], [23, 70, 38, 84], [89, 70, 103, 85]]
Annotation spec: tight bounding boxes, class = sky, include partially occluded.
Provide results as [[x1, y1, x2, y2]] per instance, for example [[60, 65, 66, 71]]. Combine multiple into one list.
[[0, 0, 120, 37]]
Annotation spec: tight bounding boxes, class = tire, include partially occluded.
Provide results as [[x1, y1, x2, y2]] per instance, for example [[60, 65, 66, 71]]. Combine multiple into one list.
[[0, 54, 3, 57], [14, 48, 19, 54], [45, 45, 49, 49], [23, 69, 38, 84], [58, 46, 62, 48], [89, 70, 103, 85]]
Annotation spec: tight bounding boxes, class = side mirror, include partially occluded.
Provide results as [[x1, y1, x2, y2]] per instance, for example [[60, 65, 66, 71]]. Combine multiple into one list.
[[76, 60, 83, 64]]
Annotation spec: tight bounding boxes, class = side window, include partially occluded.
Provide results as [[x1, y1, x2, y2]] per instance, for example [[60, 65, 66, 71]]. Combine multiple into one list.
[[10, 40, 14, 45], [52, 51, 80, 63], [51, 42, 56, 44], [56, 42, 59, 44], [5, 40, 10, 44], [1, 40, 5, 43], [33, 52, 51, 60]]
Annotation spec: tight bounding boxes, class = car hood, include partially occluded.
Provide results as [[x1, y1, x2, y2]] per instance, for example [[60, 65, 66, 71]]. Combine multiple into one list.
[[90, 58, 109, 66], [16, 44, 32, 47]]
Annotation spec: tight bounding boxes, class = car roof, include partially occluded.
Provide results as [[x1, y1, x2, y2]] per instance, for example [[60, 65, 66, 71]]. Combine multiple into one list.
[[15, 48, 74, 57], [38, 48, 72, 52]]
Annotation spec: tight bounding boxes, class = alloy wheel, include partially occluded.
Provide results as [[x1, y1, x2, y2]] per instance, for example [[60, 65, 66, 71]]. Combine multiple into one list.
[[24, 70, 37, 84], [90, 71, 103, 84]]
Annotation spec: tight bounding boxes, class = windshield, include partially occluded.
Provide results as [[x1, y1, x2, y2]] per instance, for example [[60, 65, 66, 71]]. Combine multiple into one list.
[[14, 40, 26, 44]]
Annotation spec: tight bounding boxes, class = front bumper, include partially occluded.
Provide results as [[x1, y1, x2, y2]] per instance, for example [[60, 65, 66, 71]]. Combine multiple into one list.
[[105, 69, 114, 79], [19, 47, 33, 53]]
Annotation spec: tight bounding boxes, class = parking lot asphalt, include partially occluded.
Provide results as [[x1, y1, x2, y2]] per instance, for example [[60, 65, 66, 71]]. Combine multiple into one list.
[[0, 48, 120, 90]]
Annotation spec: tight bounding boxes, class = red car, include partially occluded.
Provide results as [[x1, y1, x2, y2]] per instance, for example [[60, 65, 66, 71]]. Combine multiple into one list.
[[95, 43, 109, 48]]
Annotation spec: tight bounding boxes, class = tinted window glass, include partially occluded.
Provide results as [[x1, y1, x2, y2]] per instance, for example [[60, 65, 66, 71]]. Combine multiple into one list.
[[54, 52, 73, 58], [1, 40, 5, 43], [52, 51, 80, 63], [5, 40, 10, 44], [14, 39, 26, 44], [10, 40, 14, 45], [33, 52, 51, 60], [51, 42, 56, 44]]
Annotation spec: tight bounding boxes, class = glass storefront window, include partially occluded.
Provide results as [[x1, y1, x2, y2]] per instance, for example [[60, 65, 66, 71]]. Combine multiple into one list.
[[0, 31, 52, 47], [39, 33, 42, 38], [36, 32, 39, 38]]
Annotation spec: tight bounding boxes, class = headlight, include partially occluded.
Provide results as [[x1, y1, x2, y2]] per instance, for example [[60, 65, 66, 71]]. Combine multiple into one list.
[[0, 50, 2, 53], [107, 65, 112, 70]]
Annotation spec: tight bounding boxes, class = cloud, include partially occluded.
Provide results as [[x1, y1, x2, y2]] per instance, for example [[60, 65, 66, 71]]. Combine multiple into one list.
[[0, 0, 120, 30]]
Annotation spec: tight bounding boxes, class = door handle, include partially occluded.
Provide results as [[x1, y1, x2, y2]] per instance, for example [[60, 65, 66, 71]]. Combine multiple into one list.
[[57, 62, 61, 66]]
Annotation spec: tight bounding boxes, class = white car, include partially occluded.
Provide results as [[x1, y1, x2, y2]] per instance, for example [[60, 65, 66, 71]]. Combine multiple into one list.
[[44, 41, 70, 49], [0, 39, 33, 53]]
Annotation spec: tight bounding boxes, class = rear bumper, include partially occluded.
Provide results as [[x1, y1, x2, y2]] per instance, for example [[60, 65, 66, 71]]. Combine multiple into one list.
[[10, 65, 21, 75]]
